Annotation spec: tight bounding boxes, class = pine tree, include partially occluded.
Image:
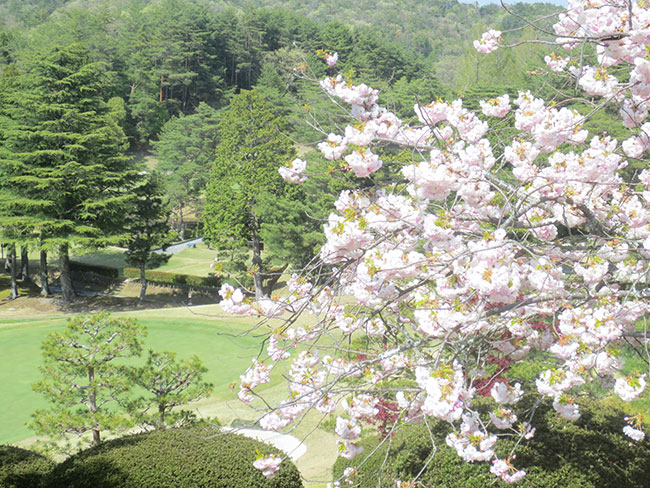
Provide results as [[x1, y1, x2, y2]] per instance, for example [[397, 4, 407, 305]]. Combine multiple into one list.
[[152, 102, 220, 239], [124, 172, 171, 302], [31, 313, 146, 447], [0, 44, 137, 302], [203, 90, 295, 298], [129, 350, 213, 429]]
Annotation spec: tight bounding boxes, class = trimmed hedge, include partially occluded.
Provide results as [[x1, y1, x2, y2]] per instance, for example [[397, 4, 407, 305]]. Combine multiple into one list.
[[333, 399, 650, 487], [123, 268, 221, 289], [43, 426, 303, 488], [69, 261, 119, 279], [0, 445, 53, 488]]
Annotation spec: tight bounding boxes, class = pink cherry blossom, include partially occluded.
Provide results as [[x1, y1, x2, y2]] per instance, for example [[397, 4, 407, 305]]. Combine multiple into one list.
[[480, 95, 511, 117], [623, 425, 646, 442], [278, 158, 307, 183], [491, 382, 524, 405], [325, 52, 339, 67], [318, 133, 347, 160], [473, 30, 502, 54], [253, 454, 282, 478], [229, 5, 650, 482], [544, 53, 570, 72], [614, 375, 647, 401]]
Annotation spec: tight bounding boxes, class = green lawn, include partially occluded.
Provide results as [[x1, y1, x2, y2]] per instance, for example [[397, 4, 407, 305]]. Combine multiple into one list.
[[68, 243, 217, 277], [0, 308, 270, 445], [155, 243, 217, 276]]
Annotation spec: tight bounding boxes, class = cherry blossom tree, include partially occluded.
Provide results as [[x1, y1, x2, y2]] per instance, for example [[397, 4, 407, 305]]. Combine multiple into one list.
[[222, 1, 650, 484]]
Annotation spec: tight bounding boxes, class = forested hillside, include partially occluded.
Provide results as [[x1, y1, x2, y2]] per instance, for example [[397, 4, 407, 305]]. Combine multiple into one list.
[[0, 0, 572, 294], [0, 0, 561, 87]]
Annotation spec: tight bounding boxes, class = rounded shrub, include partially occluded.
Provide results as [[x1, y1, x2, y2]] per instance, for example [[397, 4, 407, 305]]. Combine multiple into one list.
[[43, 426, 303, 488], [333, 399, 650, 487], [0, 445, 54, 488]]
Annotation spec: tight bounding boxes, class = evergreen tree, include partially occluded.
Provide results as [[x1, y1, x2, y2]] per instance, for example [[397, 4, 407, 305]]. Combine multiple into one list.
[[129, 350, 213, 429], [0, 44, 137, 302], [203, 90, 295, 298], [152, 102, 220, 239], [124, 172, 171, 302], [31, 313, 146, 447]]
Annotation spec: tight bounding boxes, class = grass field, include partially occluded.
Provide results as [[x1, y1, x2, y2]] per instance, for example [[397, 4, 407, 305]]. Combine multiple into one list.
[[70, 242, 217, 277], [0, 303, 339, 485], [0, 307, 270, 445], [155, 242, 216, 276]]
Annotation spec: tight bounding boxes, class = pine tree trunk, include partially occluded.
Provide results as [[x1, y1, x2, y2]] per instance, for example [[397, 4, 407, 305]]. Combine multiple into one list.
[[251, 229, 264, 299], [159, 75, 164, 103], [179, 202, 185, 240], [158, 404, 166, 429], [40, 250, 50, 297], [9, 245, 18, 300], [20, 246, 30, 282], [59, 244, 75, 302], [88, 366, 101, 446], [139, 264, 147, 302]]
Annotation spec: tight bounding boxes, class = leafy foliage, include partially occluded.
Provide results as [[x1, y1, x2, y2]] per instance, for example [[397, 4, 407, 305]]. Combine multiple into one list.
[[333, 400, 650, 487], [152, 102, 220, 238], [43, 427, 304, 488], [124, 172, 172, 301], [0, 42, 136, 301], [0, 445, 53, 488], [122, 267, 221, 289], [203, 89, 295, 296]]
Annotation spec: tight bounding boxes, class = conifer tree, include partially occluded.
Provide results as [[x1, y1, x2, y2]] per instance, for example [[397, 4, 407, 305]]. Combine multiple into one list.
[[31, 313, 146, 447], [153, 102, 220, 239], [0, 44, 137, 302], [125, 172, 171, 302], [203, 90, 295, 298]]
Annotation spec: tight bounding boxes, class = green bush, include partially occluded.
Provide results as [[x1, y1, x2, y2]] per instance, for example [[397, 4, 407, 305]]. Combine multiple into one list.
[[0, 445, 53, 488], [123, 268, 221, 289], [43, 426, 303, 488], [70, 261, 119, 279], [333, 399, 650, 487]]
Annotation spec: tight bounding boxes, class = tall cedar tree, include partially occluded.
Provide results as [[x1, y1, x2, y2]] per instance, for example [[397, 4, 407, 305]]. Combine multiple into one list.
[[152, 102, 220, 239], [0, 44, 136, 302], [203, 90, 295, 298], [0, 64, 34, 299], [125, 172, 171, 302], [31, 313, 146, 447]]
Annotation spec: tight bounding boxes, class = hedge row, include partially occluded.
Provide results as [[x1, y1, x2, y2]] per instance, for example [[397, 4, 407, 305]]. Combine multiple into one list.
[[333, 398, 650, 487], [44, 427, 302, 488], [123, 268, 221, 289], [1, 428, 303, 488], [0, 445, 53, 488], [69, 261, 119, 279]]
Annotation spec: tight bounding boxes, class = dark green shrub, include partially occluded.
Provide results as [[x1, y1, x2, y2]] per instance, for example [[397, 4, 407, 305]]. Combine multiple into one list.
[[333, 399, 650, 487], [69, 261, 119, 279], [123, 268, 221, 289], [43, 426, 303, 488], [0, 445, 53, 488]]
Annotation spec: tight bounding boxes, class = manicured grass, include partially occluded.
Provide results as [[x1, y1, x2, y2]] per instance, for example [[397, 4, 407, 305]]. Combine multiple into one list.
[[154, 243, 217, 276], [69, 243, 217, 277], [0, 307, 270, 445], [0, 317, 67, 443]]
